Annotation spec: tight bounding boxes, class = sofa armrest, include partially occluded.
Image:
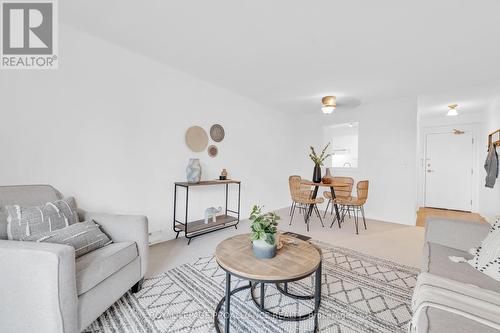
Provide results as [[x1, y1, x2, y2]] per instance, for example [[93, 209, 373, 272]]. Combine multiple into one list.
[[425, 218, 489, 252], [81, 211, 149, 278], [0, 240, 78, 333]]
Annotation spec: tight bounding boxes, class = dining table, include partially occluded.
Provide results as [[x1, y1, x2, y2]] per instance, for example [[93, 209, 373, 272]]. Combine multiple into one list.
[[300, 180, 351, 228]]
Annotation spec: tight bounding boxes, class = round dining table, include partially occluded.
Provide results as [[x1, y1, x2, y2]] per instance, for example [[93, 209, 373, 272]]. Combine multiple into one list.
[[300, 180, 351, 228]]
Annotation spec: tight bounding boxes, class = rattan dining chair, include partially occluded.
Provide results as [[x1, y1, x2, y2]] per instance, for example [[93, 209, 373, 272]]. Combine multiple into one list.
[[288, 175, 324, 231], [323, 177, 354, 218], [288, 175, 312, 216], [330, 180, 369, 234]]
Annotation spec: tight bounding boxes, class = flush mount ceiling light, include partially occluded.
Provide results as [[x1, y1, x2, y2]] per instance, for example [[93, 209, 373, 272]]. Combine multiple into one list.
[[321, 96, 337, 114], [447, 104, 458, 116]]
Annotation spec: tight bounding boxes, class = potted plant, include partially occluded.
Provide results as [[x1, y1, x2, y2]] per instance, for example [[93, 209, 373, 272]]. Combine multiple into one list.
[[249, 205, 280, 259], [309, 142, 332, 183]]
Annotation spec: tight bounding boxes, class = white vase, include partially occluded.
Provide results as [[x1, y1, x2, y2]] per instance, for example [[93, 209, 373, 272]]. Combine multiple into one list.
[[186, 158, 202, 183], [252, 238, 277, 259]]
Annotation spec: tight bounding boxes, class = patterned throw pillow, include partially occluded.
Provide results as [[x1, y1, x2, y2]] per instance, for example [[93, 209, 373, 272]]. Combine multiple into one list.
[[5, 197, 78, 240], [468, 217, 500, 281], [22, 220, 112, 258]]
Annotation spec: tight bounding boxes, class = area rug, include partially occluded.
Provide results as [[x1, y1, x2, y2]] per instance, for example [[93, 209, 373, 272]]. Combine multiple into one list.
[[84, 241, 419, 333]]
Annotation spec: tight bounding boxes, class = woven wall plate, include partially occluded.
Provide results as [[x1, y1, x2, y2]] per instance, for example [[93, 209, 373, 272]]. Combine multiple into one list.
[[185, 126, 209, 152], [210, 124, 225, 142], [207, 145, 218, 158]]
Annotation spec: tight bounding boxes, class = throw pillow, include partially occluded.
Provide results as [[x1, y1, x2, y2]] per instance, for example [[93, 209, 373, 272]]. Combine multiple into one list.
[[5, 197, 78, 240], [23, 220, 112, 258], [468, 217, 500, 281]]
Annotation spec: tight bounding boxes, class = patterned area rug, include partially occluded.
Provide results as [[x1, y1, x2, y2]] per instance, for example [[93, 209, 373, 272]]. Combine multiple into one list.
[[84, 241, 419, 333]]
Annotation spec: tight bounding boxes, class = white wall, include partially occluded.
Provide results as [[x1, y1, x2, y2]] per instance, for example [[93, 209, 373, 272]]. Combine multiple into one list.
[[314, 98, 418, 225], [480, 96, 500, 216], [0, 25, 300, 242]]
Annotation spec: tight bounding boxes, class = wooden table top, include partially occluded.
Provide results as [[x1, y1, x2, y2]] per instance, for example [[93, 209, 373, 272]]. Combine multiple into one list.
[[301, 180, 351, 188], [175, 180, 240, 186], [215, 234, 321, 282]]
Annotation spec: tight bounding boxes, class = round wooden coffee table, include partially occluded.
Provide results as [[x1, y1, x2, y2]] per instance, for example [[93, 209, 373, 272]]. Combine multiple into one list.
[[213, 233, 322, 333]]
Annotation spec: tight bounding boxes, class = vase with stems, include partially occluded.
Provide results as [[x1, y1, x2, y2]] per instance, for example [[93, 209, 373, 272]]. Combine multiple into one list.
[[309, 142, 331, 183]]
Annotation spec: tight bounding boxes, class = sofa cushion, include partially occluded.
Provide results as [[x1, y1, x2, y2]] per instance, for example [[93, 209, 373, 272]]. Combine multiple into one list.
[[5, 197, 78, 240], [76, 241, 138, 295], [423, 242, 500, 293], [23, 220, 112, 258]]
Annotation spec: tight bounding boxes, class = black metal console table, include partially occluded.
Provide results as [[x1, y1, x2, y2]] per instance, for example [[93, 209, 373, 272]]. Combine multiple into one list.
[[173, 180, 241, 245]]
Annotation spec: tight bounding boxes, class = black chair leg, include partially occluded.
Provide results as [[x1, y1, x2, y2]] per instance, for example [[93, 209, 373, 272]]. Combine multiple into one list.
[[354, 207, 359, 234], [329, 214, 336, 228], [314, 205, 325, 227], [361, 206, 367, 229], [289, 201, 295, 216], [340, 205, 348, 222], [131, 278, 144, 293], [305, 209, 310, 232], [330, 205, 343, 228], [330, 205, 339, 228], [323, 199, 331, 218], [289, 202, 296, 225]]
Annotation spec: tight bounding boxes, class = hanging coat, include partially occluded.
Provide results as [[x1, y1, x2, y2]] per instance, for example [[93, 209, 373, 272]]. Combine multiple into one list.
[[484, 144, 499, 188]]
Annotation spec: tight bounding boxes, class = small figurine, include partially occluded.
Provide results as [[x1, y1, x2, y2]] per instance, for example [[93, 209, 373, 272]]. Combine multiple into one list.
[[204, 206, 222, 224], [220, 168, 228, 180]]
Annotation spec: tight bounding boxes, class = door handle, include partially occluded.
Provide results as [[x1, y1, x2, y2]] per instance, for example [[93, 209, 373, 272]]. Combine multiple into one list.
[[427, 170, 434, 173]]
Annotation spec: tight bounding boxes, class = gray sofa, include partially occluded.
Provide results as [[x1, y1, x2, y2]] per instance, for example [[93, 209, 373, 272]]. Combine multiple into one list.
[[0, 185, 149, 333], [411, 218, 500, 333]]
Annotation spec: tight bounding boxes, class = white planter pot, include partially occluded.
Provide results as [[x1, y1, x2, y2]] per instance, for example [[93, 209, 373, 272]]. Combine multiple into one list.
[[252, 238, 277, 259]]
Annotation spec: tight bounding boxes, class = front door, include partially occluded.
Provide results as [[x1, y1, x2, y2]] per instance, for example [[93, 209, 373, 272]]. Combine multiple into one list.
[[424, 130, 473, 211]]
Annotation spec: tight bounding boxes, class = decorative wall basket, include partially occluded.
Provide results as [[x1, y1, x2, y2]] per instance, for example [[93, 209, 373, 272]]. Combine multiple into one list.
[[210, 124, 225, 142], [185, 126, 209, 152], [208, 145, 218, 158]]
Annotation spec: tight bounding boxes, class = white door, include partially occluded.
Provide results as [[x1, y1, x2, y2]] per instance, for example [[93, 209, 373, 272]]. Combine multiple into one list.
[[424, 131, 473, 211]]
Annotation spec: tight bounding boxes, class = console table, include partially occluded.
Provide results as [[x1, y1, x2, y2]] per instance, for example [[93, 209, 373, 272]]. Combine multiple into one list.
[[173, 180, 241, 245]]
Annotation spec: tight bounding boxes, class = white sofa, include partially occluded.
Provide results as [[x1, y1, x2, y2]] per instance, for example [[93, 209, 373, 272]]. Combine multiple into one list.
[[411, 218, 500, 333], [0, 185, 149, 333]]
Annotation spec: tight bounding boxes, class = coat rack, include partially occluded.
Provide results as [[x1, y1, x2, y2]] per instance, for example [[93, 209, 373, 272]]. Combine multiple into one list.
[[488, 129, 500, 148]]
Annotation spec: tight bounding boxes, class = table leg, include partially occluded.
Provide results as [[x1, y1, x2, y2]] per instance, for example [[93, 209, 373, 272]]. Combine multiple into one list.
[[260, 283, 265, 309], [314, 261, 322, 331], [225, 271, 231, 333], [306, 186, 319, 227], [330, 187, 342, 229]]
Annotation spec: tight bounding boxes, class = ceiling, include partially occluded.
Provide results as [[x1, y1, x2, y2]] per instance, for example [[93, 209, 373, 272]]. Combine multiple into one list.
[[61, 0, 500, 114], [418, 84, 500, 117]]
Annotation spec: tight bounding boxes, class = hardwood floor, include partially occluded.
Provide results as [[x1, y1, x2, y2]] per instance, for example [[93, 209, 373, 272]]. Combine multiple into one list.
[[416, 207, 486, 227]]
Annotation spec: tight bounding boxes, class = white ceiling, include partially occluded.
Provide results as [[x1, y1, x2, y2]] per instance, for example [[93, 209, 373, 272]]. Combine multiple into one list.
[[418, 84, 500, 117], [61, 0, 500, 114]]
